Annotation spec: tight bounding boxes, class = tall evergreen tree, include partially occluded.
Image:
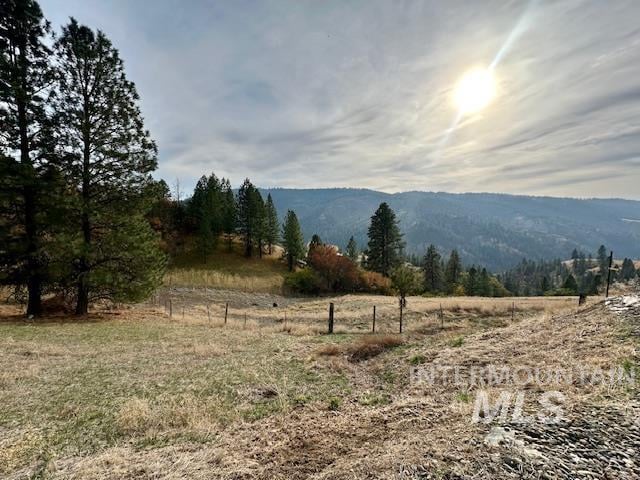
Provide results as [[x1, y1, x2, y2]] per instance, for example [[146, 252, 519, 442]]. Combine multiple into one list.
[[365, 202, 404, 276], [282, 210, 304, 271], [254, 191, 266, 258], [53, 19, 163, 314], [597, 245, 608, 275], [346, 236, 358, 262], [620, 258, 636, 281], [465, 266, 478, 296], [220, 178, 236, 251], [444, 249, 462, 293], [264, 193, 279, 254], [236, 178, 261, 257], [308, 233, 323, 258], [477, 267, 492, 296], [0, 0, 56, 315], [423, 244, 443, 293]]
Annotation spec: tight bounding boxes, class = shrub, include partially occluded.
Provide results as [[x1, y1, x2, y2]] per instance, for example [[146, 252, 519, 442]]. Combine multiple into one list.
[[308, 245, 361, 292], [283, 268, 322, 294], [359, 270, 392, 294]]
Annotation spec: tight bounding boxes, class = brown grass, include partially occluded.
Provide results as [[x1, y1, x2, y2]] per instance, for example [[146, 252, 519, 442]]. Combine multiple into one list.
[[347, 334, 404, 362]]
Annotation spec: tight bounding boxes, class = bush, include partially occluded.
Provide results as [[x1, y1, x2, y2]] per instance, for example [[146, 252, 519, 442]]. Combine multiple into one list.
[[308, 245, 361, 292], [359, 270, 392, 294], [283, 268, 322, 294]]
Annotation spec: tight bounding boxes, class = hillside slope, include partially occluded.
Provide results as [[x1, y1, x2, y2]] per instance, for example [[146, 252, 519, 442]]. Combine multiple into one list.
[[261, 188, 640, 270]]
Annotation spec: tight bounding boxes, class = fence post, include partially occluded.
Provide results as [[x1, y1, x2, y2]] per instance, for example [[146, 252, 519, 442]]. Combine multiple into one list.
[[399, 297, 403, 334], [440, 303, 444, 329], [511, 301, 515, 321], [372, 305, 376, 333], [207, 303, 211, 323], [169, 299, 173, 319], [605, 250, 614, 298], [244, 312, 247, 328], [328, 302, 334, 334], [182, 306, 185, 321], [224, 303, 228, 325], [284, 310, 287, 329]]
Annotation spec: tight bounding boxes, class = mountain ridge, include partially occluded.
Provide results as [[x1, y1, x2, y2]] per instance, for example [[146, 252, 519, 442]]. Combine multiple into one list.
[[258, 188, 640, 271]]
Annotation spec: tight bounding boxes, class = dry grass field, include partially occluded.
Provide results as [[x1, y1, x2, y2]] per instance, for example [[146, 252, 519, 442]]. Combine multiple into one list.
[[1, 291, 638, 479]]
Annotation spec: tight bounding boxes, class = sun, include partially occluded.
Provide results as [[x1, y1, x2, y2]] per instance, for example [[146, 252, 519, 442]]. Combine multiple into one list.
[[453, 67, 496, 114]]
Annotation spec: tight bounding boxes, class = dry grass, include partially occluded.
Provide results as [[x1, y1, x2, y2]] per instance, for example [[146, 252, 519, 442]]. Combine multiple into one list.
[[165, 269, 284, 293], [347, 334, 405, 361], [0, 291, 632, 479]]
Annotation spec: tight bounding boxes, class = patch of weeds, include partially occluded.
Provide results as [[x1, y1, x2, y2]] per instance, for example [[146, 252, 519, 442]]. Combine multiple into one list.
[[379, 368, 397, 385], [359, 393, 391, 407], [242, 400, 282, 421], [408, 354, 426, 365], [621, 358, 637, 376], [292, 394, 310, 407], [448, 336, 464, 348], [456, 391, 472, 403], [327, 397, 341, 411]]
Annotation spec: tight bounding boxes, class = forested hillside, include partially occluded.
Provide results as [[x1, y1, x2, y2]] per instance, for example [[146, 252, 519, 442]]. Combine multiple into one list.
[[261, 188, 640, 271]]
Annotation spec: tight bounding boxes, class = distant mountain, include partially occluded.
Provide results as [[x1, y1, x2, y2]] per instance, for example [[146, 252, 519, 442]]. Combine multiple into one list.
[[260, 188, 640, 271]]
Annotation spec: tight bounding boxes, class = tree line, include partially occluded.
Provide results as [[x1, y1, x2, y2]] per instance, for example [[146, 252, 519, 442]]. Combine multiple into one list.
[[286, 202, 510, 297], [500, 245, 638, 296], [1, 1, 165, 315]]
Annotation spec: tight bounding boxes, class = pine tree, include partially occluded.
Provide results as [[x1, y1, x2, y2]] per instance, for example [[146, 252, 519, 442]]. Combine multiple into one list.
[[0, 0, 57, 315], [53, 19, 163, 314], [308, 234, 323, 258], [478, 268, 491, 296], [423, 244, 443, 293], [190, 176, 213, 261], [444, 249, 462, 293], [620, 258, 636, 281], [346, 236, 358, 262], [562, 274, 578, 294], [254, 191, 266, 258], [365, 202, 404, 276], [220, 178, 236, 251], [236, 178, 261, 257], [597, 245, 608, 275], [282, 210, 304, 271], [465, 266, 478, 296], [264, 193, 279, 254]]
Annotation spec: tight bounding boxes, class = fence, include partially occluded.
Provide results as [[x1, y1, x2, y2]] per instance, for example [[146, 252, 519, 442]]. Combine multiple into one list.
[[148, 292, 543, 335]]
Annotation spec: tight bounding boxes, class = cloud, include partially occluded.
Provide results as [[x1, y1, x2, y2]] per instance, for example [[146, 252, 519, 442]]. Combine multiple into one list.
[[40, 0, 640, 199]]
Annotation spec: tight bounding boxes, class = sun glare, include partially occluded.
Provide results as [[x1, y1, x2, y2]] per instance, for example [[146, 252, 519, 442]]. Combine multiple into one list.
[[453, 67, 496, 114]]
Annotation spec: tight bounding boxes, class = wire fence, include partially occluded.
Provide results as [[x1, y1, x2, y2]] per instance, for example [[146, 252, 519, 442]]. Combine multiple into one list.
[[148, 291, 535, 335]]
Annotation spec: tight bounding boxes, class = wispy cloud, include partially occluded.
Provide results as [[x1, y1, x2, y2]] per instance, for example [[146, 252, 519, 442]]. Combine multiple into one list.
[[41, 0, 640, 199]]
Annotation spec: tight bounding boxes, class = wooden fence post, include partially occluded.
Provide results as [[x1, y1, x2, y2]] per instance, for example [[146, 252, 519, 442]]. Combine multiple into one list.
[[605, 250, 614, 298], [224, 303, 228, 325], [244, 312, 247, 328], [399, 297, 403, 334], [511, 301, 515, 321], [284, 310, 287, 329], [372, 305, 376, 333], [207, 303, 211, 323], [169, 299, 172, 319], [328, 302, 334, 334]]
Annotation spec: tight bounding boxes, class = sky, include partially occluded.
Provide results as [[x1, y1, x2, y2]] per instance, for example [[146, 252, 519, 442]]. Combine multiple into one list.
[[41, 0, 640, 199]]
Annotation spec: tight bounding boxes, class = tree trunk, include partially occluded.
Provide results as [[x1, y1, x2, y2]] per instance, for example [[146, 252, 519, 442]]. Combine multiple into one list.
[[76, 103, 91, 316], [17, 44, 42, 317]]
